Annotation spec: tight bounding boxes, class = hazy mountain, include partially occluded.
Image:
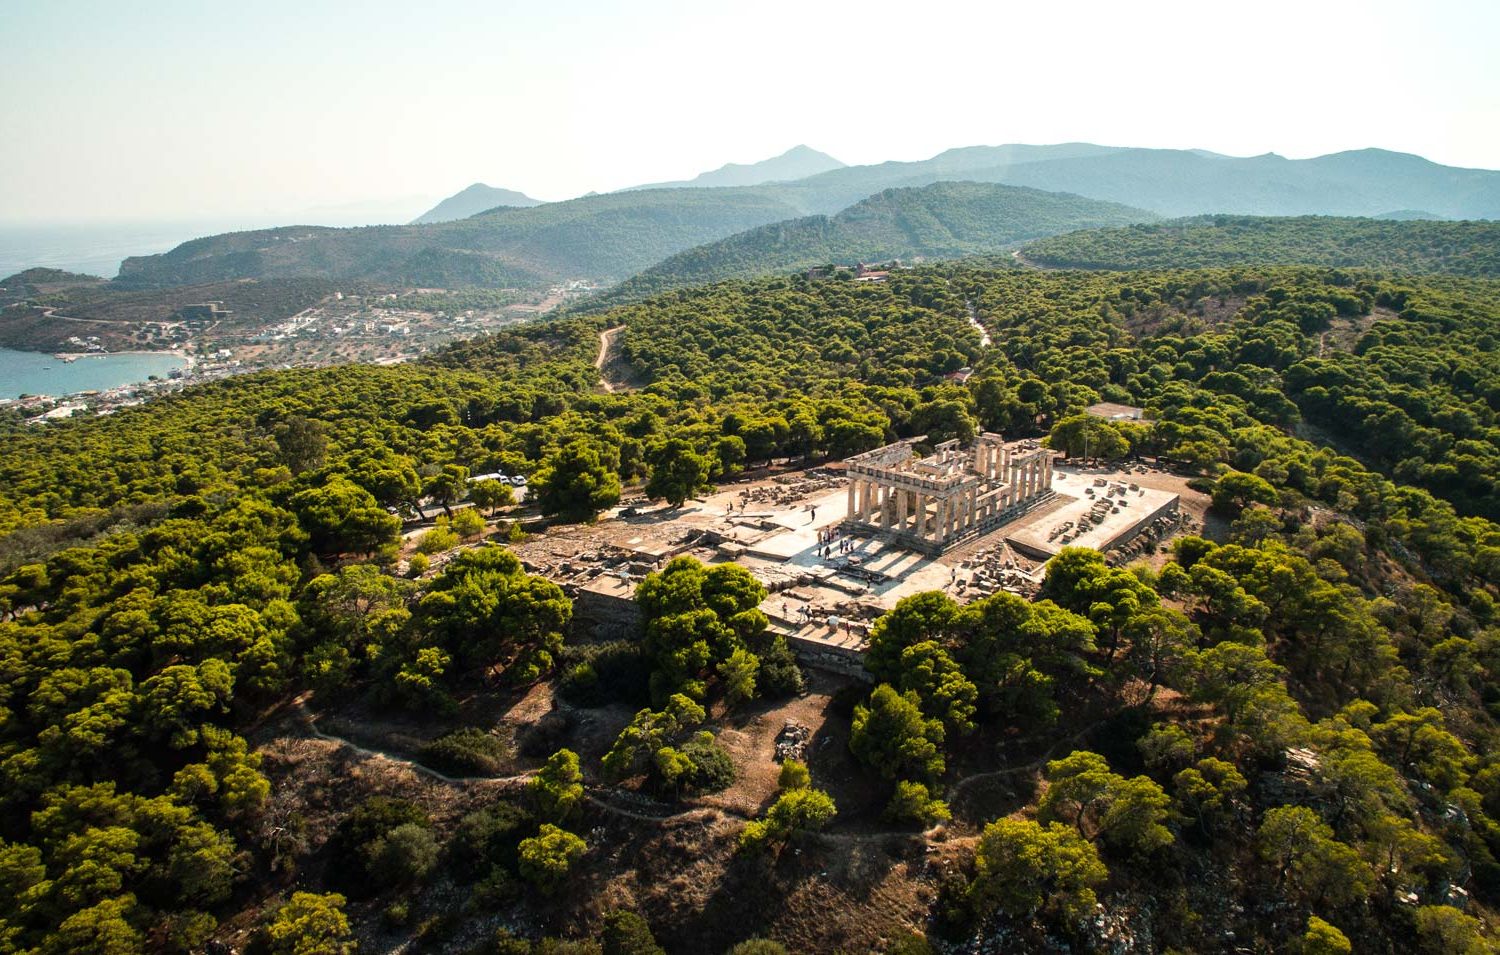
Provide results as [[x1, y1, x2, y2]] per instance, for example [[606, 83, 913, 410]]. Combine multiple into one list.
[[717, 145, 1498, 222], [594, 181, 1156, 305], [110, 143, 1500, 293], [119, 189, 806, 289], [1374, 209, 1447, 221], [626, 145, 846, 190], [411, 184, 544, 224], [965, 148, 1500, 219], [1020, 214, 1500, 276]]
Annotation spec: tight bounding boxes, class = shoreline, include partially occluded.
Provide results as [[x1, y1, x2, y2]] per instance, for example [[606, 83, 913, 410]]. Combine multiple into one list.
[[1, 348, 197, 404], [48, 348, 195, 365]]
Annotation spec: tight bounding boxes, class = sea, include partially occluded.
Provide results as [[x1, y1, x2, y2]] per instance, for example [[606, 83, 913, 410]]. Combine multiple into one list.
[[0, 212, 416, 399], [0, 347, 188, 400]]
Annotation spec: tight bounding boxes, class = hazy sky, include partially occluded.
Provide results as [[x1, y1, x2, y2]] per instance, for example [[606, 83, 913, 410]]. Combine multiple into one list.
[[2, 0, 1497, 223]]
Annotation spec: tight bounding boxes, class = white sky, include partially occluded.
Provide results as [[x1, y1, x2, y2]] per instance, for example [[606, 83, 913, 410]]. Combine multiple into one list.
[[2, 0, 1496, 223]]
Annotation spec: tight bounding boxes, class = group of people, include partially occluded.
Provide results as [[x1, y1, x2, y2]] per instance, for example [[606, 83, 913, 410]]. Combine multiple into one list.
[[815, 523, 855, 559]]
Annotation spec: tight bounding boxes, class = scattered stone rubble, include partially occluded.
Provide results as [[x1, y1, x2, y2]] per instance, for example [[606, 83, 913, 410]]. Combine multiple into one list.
[[774, 722, 811, 763]]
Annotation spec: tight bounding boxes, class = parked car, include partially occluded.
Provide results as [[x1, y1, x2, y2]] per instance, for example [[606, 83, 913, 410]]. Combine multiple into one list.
[[510, 475, 528, 486]]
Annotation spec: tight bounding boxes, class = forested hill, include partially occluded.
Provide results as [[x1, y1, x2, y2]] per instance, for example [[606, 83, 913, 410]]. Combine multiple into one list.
[[116, 188, 808, 289], [102, 145, 1500, 293], [1021, 216, 1500, 276], [4, 262, 1500, 951], [593, 182, 1156, 305]]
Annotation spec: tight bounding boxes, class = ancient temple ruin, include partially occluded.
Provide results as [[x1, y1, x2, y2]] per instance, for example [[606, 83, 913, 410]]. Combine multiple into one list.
[[843, 434, 1056, 555]]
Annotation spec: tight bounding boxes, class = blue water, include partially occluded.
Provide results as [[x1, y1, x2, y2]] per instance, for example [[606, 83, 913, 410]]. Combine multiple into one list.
[[0, 347, 187, 399], [0, 212, 418, 280]]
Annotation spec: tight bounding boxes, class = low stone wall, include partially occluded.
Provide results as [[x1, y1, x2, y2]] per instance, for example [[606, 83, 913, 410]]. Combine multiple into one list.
[[572, 584, 643, 642], [785, 632, 871, 681]]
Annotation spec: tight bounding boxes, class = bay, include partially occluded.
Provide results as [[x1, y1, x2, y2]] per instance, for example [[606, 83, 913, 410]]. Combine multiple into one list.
[[0, 347, 187, 399]]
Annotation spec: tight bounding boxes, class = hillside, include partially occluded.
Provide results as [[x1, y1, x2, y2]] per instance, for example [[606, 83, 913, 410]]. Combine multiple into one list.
[[599, 181, 1157, 303], [752, 144, 1500, 221], [625, 144, 846, 190], [103, 144, 1500, 294], [1021, 215, 1500, 276], [0, 267, 105, 299], [3, 263, 1500, 952], [410, 183, 544, 224], [117, 188, 807, 289]]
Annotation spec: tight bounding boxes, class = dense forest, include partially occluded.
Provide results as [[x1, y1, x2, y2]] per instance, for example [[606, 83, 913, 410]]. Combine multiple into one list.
[[1022, 216, 1500, 277], [2, 260, 1500, 952]]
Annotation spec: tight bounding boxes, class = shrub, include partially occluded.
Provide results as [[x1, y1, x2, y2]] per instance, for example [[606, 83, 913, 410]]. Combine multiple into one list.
[[777, 759, 810, 790], [327, 797, 431, 894], [754, 636, 805, 698], [367, 823, 440, 887], [557, 641, 652, 707], [600, 910, 664, 955], [452, 507, 486, 538], [518, 824, 586, 893], [449, 799, 534, 881], [417, 521, 459, 554], [884, 780, 951, 827], [419, 727, 507, 777]]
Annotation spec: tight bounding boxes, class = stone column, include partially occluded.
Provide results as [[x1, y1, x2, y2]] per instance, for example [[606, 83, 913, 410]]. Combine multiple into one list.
[[897, 489, 909, 532], [915, 493, 928, 538], [847, 481, 857, 520], [968, 487, 978, 530]]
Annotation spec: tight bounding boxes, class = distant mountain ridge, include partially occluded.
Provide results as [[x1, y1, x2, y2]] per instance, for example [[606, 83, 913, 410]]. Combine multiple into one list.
[[624, 145, 845, 191], [592, 181, 1157, 306], [112, 142, 1500, 293], [411, 184, 543, 224], [119, 189, 807, 289]]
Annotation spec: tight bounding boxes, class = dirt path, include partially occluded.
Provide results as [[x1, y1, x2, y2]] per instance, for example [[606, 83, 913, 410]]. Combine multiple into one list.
[[1010, 249, 1055, 270], [291, 693, 1108, 841], [293, 695, 535, 787], [964, 299, 992, 348], [595, 324, 635, 393]]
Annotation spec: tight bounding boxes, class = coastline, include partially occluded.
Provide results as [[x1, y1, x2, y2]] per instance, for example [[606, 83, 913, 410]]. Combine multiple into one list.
[[49, 348, 195, 366], [1, 347, 195, 403]]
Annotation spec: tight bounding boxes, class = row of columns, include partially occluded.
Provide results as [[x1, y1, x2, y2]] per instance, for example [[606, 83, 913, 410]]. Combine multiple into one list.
[[845, 452, 1055, 546], [844, 478, 987, 544]]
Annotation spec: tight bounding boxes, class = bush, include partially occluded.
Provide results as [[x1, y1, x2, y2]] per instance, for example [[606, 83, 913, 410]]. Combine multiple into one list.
[[678, 734, 736, 795], [417, 521, 460, 554], [601, 910, 664, 955], [452, 507, 487, 538], [754, 636, 805, 698], [419, 727, 507, 777], [327, 797, 431, 894], [884, 780, 951, 827], [557, 641, 652, 707], [777, 759, 810, 790], [518, 824, 586, 893], [449, 799, 534, 881], [407, 552, 430, 577], [367, 822, 440, 887]]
